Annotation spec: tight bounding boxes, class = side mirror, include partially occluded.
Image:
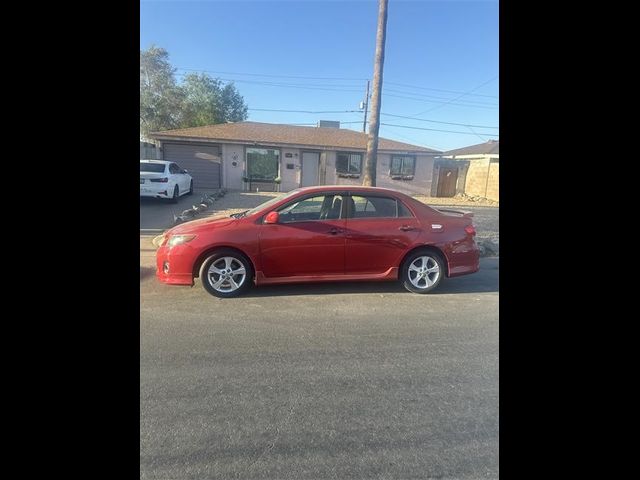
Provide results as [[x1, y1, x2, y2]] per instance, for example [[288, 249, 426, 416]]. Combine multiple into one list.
[[264, 211, 279, 224], [181, 169, 188, 174]]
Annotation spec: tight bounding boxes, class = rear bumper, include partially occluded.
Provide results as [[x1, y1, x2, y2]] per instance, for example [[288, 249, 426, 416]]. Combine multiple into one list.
[[155, 246, 195, 286], [140, 183, 172, 198], [447, 238, 481, 277]]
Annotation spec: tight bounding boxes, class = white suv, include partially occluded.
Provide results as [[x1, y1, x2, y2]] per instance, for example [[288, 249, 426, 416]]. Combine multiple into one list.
[[140, 160, 193, 203]]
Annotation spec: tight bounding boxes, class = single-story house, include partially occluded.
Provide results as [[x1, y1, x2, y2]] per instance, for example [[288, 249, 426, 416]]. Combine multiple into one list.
[[431, 140, 499, 201], [149, 121, 441, 195]]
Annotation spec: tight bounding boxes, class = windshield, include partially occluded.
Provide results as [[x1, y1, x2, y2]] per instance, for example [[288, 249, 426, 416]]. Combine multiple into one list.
[[245, 189, 301, 216], [140, 163, 166, 173]]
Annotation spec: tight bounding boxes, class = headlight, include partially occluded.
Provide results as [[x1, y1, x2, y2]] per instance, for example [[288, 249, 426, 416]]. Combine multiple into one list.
[[167, 234, 197, 247], [152, 234, 166, 247]]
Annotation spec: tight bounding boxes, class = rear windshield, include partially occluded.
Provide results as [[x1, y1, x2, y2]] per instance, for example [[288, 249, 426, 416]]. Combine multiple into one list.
[[140, 163, 166, 173]]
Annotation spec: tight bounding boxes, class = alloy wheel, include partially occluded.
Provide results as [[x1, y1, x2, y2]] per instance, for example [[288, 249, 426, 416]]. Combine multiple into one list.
[[408, 255, 440, 289], [206, 256, 247, 293]]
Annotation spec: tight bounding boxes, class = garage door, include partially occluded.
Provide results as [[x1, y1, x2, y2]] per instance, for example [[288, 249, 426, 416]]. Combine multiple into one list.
[[163, 143, 221, 190]]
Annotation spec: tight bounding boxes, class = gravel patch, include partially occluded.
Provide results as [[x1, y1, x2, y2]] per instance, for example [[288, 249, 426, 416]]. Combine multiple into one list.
[[412, 194, 499, 207]]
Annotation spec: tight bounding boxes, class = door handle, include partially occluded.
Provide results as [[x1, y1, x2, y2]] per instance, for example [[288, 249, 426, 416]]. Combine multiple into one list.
[[327, 228, 342, 235], [399, 225, 415, 231]]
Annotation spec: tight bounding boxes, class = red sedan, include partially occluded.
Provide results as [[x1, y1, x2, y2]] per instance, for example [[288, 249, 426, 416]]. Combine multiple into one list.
[[155, 186, 479, 297]]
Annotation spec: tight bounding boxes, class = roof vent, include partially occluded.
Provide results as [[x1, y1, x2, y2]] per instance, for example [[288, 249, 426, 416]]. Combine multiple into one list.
[[317, 120, 340, 128]]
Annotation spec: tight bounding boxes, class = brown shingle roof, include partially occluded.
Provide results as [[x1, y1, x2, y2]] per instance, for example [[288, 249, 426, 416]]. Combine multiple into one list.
[[150, 121, 440, 153], [444, 140, 499, 156]]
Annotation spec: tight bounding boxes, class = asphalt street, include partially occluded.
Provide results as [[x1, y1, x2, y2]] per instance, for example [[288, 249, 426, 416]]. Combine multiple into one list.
[[140, 258, 499, 479]]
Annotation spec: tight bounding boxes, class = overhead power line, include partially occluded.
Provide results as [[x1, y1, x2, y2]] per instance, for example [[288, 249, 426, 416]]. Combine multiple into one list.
[[386, 92, 498, 109], [380, 113, 498, 129], [380, 122, 499, 137], [414, 76, 499, 115], [176, 67, 368, 82], [175, 74, 361, 93], [176, 71, 362, 89], [384, 87, 497, 106], [175, 68, 498, 100], [245, 116, 498, 139], [247, 108, 499, 129], [465, 125, 491, 142], [273, 121, 363, 126], [379, 125, 444, 151], [249, 108, 361, 114], [385, 81, 498, 99]]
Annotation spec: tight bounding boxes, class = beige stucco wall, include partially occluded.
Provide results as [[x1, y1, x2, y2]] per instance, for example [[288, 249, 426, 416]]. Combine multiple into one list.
[[327, 152, 434, 195], [221, 143, 436, 195], [485, 161, 499, 201], [376, 153, 435, 195], [464, 157, 499, 201], [323, 151, 337, 185]]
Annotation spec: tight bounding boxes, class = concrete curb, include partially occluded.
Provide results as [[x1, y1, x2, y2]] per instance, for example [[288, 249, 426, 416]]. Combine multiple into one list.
[[140, 229, 165, 236]]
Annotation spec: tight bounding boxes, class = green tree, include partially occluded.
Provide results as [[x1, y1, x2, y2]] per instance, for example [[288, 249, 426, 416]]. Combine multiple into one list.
[[140, 46, 184, 137], [180, 73, 248, 127], [140, 46, 249, 136], [219, 82, 249, 122]]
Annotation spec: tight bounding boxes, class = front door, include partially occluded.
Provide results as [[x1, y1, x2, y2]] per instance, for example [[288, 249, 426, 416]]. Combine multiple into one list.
[[258, 194, 346, 277], [344, 194, 421, 274], [301, 152, 320, 187], [437, 167, 458, 197]]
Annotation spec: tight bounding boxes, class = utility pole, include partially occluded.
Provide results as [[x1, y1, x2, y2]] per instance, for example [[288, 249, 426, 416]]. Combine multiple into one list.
[[363, 0, 389, 187], [362, 80, 370, 133]]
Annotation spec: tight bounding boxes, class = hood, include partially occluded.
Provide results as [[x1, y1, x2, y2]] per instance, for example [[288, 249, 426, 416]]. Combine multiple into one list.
[[167, 214, 236, 235]]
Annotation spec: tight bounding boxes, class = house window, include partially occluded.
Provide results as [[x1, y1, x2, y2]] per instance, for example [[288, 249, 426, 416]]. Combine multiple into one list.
[[246, 148, 280, 180], [336, 152, 362, 176], [390, 155, 416, 178]]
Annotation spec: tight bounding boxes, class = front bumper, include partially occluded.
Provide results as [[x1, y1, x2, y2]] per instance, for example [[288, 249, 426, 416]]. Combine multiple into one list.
[[155, 245, 195, 286]]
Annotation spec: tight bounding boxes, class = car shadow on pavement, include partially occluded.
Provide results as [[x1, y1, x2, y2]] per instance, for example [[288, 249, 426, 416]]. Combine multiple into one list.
[[140, 266, 156, 281], [237, 257, 499, 298]]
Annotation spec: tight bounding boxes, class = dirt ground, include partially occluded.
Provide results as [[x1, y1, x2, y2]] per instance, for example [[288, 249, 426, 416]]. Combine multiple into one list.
[[413, 195, 498, 207]]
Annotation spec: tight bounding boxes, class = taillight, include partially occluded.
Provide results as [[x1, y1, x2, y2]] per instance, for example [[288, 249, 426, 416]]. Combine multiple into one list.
[[150, 177, 169, 183], [464, 225, 476, 236]]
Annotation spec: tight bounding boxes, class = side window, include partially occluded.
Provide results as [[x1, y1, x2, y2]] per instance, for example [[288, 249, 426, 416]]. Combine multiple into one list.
[[350, 195, 398, 219], [278, 195, 343, 222], [397, 200, 415, 218], [169, 163, 180, 174]]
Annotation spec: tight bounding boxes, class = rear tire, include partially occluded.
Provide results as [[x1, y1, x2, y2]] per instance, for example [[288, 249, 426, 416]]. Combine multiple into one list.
[[199, 249, 254, 298], [170, 185, 179, 203], [400, 249, 445, 294]]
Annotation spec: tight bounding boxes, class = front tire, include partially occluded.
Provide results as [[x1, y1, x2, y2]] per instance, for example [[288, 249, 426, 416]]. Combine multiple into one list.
[[199, 249, 254, 298], [170, 185, 179, 203], [187, 180, 194, 195], [401, 250, 445, 294]]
